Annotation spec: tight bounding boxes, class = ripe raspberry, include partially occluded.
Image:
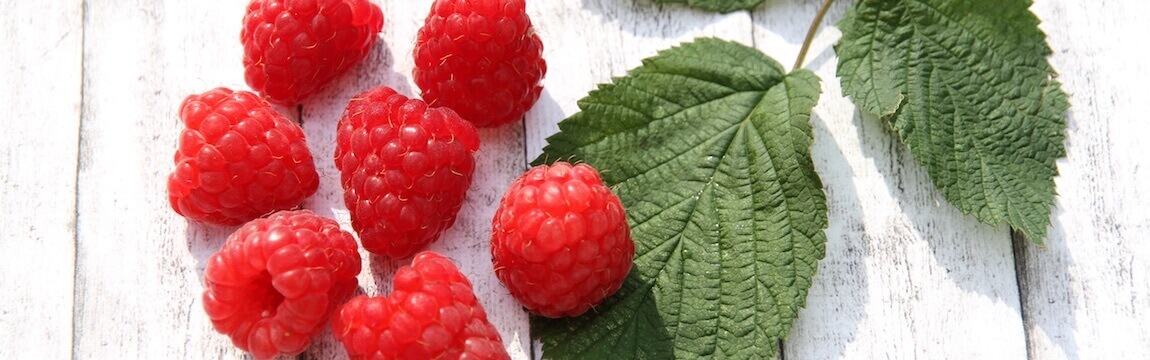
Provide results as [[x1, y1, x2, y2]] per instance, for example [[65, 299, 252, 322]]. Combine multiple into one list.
[[168, 88, 319, 226], [333, 251, 509, 360], [334, 86, 480, 258], [491, 162, 634, 318], [413, 0, 546, 128], [202, 210, 362, 360], [242, 0, 384, 106]]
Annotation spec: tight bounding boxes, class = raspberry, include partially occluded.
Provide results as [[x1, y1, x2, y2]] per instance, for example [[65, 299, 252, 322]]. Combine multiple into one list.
[[334, 86, 480, 258], [333, 251, 509, 360], [168, 88, 319, 226], [242, 0, 384, 106], [490, 162, 634, 318], [202, 210, 362, 359], [413, 0, 547, 128]]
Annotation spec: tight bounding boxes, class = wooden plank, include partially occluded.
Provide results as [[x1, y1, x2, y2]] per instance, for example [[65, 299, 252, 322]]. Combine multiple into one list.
[[1018, 1, 1150, 358], [57, 0, 1148, 359], [73, 0, 249, 358], [296, 1, 536, 358], [0, 1, 83, 359], [751, 1, 1029, 358]]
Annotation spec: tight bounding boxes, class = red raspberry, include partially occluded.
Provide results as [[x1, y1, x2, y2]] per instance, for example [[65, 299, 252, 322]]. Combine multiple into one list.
[[168, 88, 319, 226], [333, 251, 509, 359], [242, 0, 384, 106], [334, 86, 480, 258], [490, 162, 634, 318], [413, 0, 546, 128], [202, 210, 362, 359]]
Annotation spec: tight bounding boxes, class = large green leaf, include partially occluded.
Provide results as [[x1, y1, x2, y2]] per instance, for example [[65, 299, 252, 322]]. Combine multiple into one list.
[[651, 0, 764, 14], [533, 38, 828, 359], [836, 0, 1069, 242]]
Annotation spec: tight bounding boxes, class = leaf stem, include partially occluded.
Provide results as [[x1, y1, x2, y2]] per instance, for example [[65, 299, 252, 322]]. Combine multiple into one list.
[[793, 0, 836, 71]]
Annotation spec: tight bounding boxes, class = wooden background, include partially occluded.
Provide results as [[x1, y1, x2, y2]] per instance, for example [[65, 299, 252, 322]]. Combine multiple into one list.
[[2, 0, 1147, 358]]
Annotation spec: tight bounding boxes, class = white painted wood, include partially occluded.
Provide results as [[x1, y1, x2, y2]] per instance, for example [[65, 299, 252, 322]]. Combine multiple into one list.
[[297, 1, 533, 358], [73, 0, 249, 358], [750, 1, 1029, 358], [0, 0, 1138, 359], [0, 1, 83, 359], [1018, 1, 1150, 359], [526, 0, 754, 161]]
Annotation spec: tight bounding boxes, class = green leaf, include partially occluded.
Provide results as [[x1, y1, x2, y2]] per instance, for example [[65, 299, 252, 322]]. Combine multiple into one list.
[[651, 0, 764, 14], [836, 0, 1069, 242], [533, 38, 828, 359]]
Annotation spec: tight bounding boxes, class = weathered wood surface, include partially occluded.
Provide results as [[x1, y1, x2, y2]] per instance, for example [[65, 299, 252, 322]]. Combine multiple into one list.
[[1019, 1, 1150, 359], [0, 1, 83, 359], [0, 0, 1146, 359], [73, 0, 250, 358]]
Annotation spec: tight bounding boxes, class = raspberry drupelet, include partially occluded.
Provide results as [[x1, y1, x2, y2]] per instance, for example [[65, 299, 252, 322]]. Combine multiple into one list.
[[242, 0, 385, 106], [202, 210, 362, 359], [414, 0, 546, 128], [333, 251, 510, 359], [168, 88, 319, 226], [490, 162, 635, 318], [334, 86, 480, 258]]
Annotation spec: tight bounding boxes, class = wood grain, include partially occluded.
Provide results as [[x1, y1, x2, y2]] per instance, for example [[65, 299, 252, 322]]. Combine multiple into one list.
[[751, 1, 1028, 358], [73, 0, 249, 357], [0, 1, 83, 358], [1019, 1, 1150, 358], [0, 0, 1145, 359]]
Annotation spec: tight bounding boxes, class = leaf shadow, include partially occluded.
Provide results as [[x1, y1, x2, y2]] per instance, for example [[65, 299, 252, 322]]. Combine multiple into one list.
[[751, 0, 1035, 354], [844, 108, 1030, 355], [563, 0, 749, 40], [745, 0, 870, 357], [777, 109, 870, 359], [523, 89, 565, 163], [1012, 223, 1080, 360], [1012, 107, 1082, 359], [750, 0, 848, 73]]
